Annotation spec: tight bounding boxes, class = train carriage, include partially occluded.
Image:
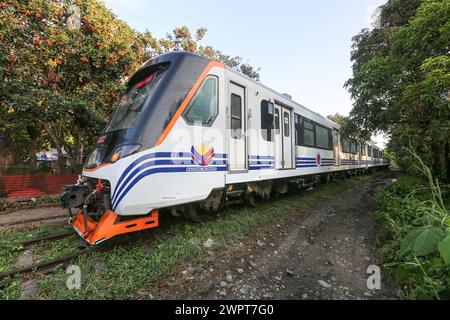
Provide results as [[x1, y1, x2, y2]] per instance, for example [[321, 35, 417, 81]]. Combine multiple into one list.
[[60, 51, 389, 245]]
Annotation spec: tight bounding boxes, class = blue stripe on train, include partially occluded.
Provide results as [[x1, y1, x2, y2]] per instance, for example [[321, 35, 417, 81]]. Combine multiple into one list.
[[112, 165, 227, 211], [249, 155, 274, 160], [249, 166, 274, 170], [249, 160, 274, 165], [111, 152, 227, 207]]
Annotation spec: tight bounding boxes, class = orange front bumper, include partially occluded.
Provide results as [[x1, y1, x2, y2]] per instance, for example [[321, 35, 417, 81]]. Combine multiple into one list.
[[72, 209, 159, 245]]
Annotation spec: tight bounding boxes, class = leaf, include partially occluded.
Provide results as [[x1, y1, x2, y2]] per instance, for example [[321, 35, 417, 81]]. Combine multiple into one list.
[[438, 289, 450, 300], [400, 227, 445, 257], [437, 235, 450, 265], [444, 217, 450, 227], [393, 265, 421, 283]]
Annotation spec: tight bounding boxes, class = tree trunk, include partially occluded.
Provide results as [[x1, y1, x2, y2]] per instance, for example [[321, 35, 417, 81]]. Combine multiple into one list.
[[0, 137, 5, 173], [41, 123, 66, 173], [27, 126, 39, 171], [29, 137, 38, 171]]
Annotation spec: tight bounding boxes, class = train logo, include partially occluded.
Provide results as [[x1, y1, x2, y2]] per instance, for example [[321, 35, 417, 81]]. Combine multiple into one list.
[[191, 144, 215, 166], [316, 154, 321, 166]]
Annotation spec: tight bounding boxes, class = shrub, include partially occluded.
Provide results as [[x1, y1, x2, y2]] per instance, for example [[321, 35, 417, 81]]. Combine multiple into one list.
[[375, 150, 450, 299]]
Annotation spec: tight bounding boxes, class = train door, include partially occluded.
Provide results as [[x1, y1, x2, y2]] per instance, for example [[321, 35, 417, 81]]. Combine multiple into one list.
[[274, 104, 293, 169], [333, 129, 340, 166], [228, 82, 247, 171], [274, 107, 283, 169]]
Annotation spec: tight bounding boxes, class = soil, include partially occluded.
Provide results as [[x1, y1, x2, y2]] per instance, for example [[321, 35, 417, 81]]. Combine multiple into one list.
[[153, 174, 399, 300], [0, 206, 67, 228]]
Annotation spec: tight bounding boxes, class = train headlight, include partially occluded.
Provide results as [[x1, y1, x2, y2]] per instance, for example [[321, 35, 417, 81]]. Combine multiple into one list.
[[109, 144, 141, 163]]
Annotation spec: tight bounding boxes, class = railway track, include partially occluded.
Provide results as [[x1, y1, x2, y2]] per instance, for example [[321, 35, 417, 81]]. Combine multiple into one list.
[[0, 231, 93, 281]]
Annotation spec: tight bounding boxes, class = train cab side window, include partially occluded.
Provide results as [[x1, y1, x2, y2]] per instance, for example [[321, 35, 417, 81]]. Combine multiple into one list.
[[368, 146, 372, 157], [283, 112, 290, 137], [231, 93, 242, 139], [260, 100, 274, 142], [361, 143, 366, 156], [183, 77, 218, 126]]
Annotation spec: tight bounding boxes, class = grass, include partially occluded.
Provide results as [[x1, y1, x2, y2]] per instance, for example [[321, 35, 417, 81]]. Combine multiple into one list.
[[0, 171, 382, 300], [374, 166, 450, 299]]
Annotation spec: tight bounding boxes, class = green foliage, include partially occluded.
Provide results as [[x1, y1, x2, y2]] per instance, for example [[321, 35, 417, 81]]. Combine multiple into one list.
[[400, 227, 444, 256], [437, 235, 450, 265], [375, 151, 450, 299], [344, 0, 450, 181], [0, 1, 260, 170], [326, 113, 348, 127]]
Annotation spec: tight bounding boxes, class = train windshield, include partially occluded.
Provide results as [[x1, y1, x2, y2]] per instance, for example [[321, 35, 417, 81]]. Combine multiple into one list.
[[105, 68, 166, 132]]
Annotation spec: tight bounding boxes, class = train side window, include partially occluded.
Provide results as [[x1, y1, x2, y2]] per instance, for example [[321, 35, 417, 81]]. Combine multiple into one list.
[[302, 119, 315, 147], [231, 93, 242, 139], [368, 146, 372, 157], [361, 143, 366, 156], [283, 112, 290, 137], [274, 109, 280, 133], [183, 77, 218, 126], [294, 113, 301, 145], [315, 124, 332, 150], [351, 142, 356, 154], [342, 138, 350, 153], [350, 141, 357, 154], [260, 100, 274, 142]]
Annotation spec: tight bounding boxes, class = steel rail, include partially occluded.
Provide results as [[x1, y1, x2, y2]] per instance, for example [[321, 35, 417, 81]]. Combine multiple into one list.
[[0, 247, 92, 281]]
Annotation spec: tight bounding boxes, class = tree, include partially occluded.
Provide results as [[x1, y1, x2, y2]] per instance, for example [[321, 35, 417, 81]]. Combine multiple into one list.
[[327, 113, 347, 127], [155, 26, 261, 80], [344, 0, 450, 181], [0, 0, 146, 169], [0, 1, 260, 171]]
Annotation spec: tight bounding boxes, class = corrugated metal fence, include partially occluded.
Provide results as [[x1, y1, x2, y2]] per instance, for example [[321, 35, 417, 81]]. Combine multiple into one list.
[[0, 174, 78, 198]]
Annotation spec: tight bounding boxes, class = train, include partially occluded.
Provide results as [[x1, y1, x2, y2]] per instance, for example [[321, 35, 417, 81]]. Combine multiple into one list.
[[60, 51, 389, 245]]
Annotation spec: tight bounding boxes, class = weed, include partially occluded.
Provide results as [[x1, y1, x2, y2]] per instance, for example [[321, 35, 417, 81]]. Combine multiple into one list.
[[375, 149, 450, 299], [0, 172, 380, 299]]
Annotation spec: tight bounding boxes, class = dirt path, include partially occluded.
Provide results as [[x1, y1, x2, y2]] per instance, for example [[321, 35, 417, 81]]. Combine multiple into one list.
[[155, 174, 398, 300], [0, 207, 67, 228]]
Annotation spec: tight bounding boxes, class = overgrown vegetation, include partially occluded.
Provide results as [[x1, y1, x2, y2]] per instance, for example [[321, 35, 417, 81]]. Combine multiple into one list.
[[0, 173, 378, 299], [344, 0, 450, 182], [375, 151, 450, 299]]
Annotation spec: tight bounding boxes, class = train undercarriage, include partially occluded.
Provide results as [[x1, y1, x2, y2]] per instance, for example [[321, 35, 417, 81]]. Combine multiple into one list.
[[60, 168, 374, 245]]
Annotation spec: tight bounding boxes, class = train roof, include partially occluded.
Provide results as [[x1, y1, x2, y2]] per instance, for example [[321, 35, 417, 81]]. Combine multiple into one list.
[[135, 51, 348, 132], [225, 63, 340, 130], [136, 51, 339, 128]]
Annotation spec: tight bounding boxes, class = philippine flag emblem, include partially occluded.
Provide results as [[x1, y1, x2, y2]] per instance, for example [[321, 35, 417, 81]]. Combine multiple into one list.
[[316, 154, 321, 166], [191, 144, 215, 167]]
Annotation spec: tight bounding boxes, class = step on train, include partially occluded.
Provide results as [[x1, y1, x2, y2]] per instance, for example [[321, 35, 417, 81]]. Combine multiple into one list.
[[60, 51, 389, 245]]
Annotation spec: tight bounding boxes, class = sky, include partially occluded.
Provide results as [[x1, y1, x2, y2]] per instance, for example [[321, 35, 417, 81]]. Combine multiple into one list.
[[102, 0, 388, 147]]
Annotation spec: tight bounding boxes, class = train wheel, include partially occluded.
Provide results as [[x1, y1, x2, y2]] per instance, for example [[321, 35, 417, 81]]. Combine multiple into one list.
[[183, 203, 202, 223], [321, 173, 330, 184], [171, 207, 182, 217], [243, 192, 257, 207]]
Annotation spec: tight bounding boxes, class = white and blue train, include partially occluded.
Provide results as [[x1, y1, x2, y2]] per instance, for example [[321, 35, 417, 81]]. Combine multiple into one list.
[[60, 51, 389, 245]]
